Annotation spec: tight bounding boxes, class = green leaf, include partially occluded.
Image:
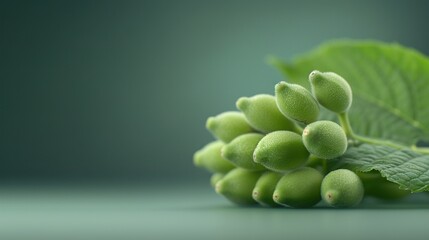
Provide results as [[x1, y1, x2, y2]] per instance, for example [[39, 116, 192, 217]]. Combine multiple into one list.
[[329, 144, 429, 192], [270, 40, 429, 146]]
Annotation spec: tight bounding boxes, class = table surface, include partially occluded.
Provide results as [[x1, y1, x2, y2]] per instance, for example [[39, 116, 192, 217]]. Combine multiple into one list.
[[0, 184, 429, 240]]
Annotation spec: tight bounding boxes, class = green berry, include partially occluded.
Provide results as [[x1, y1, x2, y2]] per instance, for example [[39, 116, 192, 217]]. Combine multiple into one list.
[[210, 173, 225, 188], [253, 131, 309, 171], [273, 167, 323, 208], [206, 111, 254, 143], [221, 133, 265, 171], [236, 94, 297, 133], [302, 121, 347, 159], [309, 70, 352, 113], [215, 168, 263, 205], [252, 172, 283, 207], [321, 169, 364, 207], [193, 141, 235, 174], [305, 155, 324, 167], [275, 81, 319, 125], [365, 180, 410, 200], [358, 171, 410, 200]]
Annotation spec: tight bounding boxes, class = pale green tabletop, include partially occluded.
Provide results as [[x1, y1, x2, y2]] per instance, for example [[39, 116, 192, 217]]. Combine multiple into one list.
[[0, 184, 428, 240]]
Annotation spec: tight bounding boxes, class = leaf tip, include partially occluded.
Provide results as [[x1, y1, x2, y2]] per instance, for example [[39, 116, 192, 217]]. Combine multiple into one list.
[[265, 55, 293, 78]]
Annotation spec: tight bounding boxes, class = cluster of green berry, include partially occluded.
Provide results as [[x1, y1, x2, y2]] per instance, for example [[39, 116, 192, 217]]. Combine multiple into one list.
[[194, 70, 408, 208]]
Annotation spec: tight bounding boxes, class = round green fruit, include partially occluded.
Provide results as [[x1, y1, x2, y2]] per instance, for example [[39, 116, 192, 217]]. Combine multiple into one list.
[[302, 121, 347, 159], [309, 70, 352, 113], [236, 94, 297, 133], [222, 133, 265, 171], [273, 167, 323, 208], [358, 171, 410, 200], [193, 141, 236, 173], [215, 168, 263, 205], [321, 169, 364, 207], [252, 172, 283, 207], [206, 111, 254, 143], [253, 131, 309, 172], [275, 81, 319, 125], [210, 173, 225, 188]]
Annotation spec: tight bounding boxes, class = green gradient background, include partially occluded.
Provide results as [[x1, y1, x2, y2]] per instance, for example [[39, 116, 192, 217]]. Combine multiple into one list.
[[2, 1, 429, 239], [2, 0, 429, 184]]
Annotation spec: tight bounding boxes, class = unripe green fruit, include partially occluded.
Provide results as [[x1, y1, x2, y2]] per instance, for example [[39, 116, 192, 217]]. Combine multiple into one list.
[[236, 94, 297, 133], [193, 141, 236, 174], [302, 121, 347, 159], [222, 133, 265, 171], [275, 81, 320, 125], [215, 168, 263, 205], [253, 131, 309, 171], [210, 173, 225, 188], [321, 169, 364, 207], [206, 111, 254, 143], [365, 180, 410, 200], [358, 171, 410, 200], [273, 167, 323, 208], [305, 155, 324, 167], [309, 70, 352, 113], [252, 172, 283, 207]]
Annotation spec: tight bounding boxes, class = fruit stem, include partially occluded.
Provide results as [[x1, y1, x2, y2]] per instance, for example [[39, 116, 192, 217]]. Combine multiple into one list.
[[352, 134, 406, 150], [346, 131, 429, 155], [293, 124, 304, 134], [337, 112, 354, 138], [322, 159, 328, 175], [337, 111, 414, 151], [411, 145, 429, 154], [338, 110, 429, 155]]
